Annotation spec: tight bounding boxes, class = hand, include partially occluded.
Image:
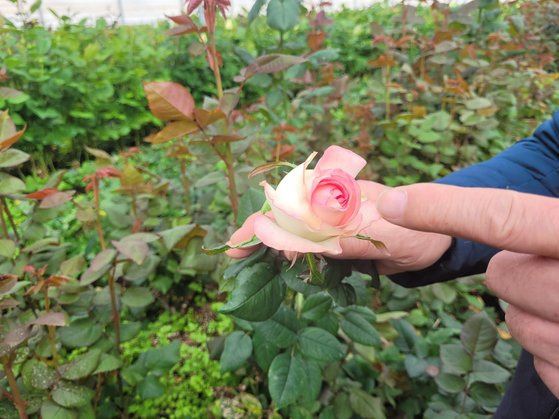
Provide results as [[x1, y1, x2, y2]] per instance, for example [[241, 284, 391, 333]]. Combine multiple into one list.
[[374, 183, 559, 397], [227, 180, 453, 275], [336, 181, 452, 275]]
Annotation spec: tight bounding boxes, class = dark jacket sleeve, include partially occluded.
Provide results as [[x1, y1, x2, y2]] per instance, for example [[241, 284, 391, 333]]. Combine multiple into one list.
[[390, 111, 559, 288]]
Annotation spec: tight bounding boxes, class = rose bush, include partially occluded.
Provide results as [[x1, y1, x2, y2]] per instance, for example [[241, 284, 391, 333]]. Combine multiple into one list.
[[227, 145, 378, 257]]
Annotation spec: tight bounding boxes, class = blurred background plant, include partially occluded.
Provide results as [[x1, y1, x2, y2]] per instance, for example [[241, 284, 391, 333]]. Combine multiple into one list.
[[0, 0, 557, 417]]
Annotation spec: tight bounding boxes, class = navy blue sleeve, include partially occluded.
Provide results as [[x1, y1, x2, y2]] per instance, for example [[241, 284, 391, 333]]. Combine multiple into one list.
[[390, 111, 559, 288]]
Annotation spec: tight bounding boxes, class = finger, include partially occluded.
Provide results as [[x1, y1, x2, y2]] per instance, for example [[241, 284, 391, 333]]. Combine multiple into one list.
[[376, 183, 559, 258], [534, 356, 559, 399], [505, 305, 559, 366], [357, 180, 388, 202], [487, 252, 559, 322]]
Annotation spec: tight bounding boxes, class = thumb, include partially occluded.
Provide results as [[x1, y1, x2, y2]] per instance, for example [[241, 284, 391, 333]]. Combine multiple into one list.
[[376, 183, 559, 258]]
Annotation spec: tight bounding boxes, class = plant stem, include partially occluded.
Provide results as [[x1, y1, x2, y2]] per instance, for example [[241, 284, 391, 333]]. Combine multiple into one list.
[[108, 267, 121, 352], [384, 66, 391, 121], [209, 32, 223, 99], [1, 198, 19, 242], [209, 141, 238, 223], [224, 154, 239, 222], [179, 159, 191, 212], [0, 200, 9, 239], [93, 179, 106, 250], [2, 356, 27, 419], [43, 291, 58, 367]]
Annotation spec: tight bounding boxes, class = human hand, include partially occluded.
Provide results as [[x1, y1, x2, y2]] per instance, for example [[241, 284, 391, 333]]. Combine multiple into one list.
[[227, 180, 453, 275], [374, 183, 559, 398], [335, 181, 452, 275]]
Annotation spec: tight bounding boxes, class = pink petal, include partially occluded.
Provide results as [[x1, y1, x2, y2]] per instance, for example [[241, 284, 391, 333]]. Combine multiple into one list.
[[225, 212, 261, 258], [314, 145, 366, 178], [254, 214, 343, 255]]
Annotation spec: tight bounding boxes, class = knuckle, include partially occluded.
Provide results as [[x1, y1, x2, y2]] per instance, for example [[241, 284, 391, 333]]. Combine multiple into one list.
[[504, 306, 526, 342], [483, 192, 525, 248], [486, 253, 507, 293]]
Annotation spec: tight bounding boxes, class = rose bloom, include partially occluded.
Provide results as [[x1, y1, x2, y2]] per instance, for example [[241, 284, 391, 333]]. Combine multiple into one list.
[[227, 146, 378, 258]]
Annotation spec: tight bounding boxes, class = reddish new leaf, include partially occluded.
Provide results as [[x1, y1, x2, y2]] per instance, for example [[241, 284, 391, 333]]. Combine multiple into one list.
[[194, 108, 226, 128], [186, 0, 203, 15], [146, 120, 199, 144], [0, 274, 17, 295], [39, 190, 75, 209], [3, 325, 30, 348], [30, 312, 67, 327], [209, 134, 245, 144], [166, 14, 196, 25], [144, 81, 196, 121], [0, 111, 26, 151], [249, 161, 296, 178], [112, 239, 149, 265], [25, 187, 59, 200], [244, 54, 306, 77]]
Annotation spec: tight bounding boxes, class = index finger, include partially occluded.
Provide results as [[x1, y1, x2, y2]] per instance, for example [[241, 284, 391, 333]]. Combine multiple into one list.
[[376, 183, 559, 258]]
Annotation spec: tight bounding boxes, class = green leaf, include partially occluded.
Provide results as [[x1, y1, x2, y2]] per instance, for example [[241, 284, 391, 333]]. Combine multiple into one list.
[[93, 354, 122, 374], [248, 0, 267, 23], [80, 249, 116, 285], [0, 239, 15, 258], [253, 305, 299, 348], [141, 340, 181, 376], [301, 292, 332, 321], [220, 331, 253, 373], [266, 0, 300, 32], [435, 373, 466, 394], [0, 149, 29, 168], [334, 392, 353, 419], [202, 236, 262, 255], [60, 255, 86, 277], [428, 111, 452, 131], [253, 330, 279, 371], [460, 313, 497, 357], [349, 388, 386, 419], [340, 306, 380, 346], [223, 246, 267, 280], [300, 359, 322, 404], [281, 262, 321, 296], [112, 239, 149, 265], [268, 352, 306, 408], [298, 327, 344, 363], [392, 319, 418, 353], [465, 97, 492, 110], [120, 321, 143, 342], [469, 360, 511, 384], [220, 263, 285, 321], [21, 359, 56, 390], [138, 375, 165, 399], [158, 224, 197, 251], [238, 188, 265, 226], [59, 318, 102, 348], [52, 382, 95, 408], [40, 401, 77, 419], [432, 283, 457, 304], [122, 286, 154, 308], [0, 172, 25, 195], [404, 355, 428, 378], [58, 349, 102, 380], [440, 344, 472, 375], [469, 382, 502, 410]]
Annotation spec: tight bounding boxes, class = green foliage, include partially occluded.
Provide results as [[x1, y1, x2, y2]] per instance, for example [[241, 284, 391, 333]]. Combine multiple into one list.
[[122, 310, 235, 418], [0, 0, 556, 416]]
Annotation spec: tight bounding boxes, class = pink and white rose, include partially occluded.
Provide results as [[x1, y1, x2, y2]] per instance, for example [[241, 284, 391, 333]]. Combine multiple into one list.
[[227, 145, 378, 257]]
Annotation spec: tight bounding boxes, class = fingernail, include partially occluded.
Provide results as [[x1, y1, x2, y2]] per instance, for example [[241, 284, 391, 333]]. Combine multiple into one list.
[[377, 189, 407, 220]]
